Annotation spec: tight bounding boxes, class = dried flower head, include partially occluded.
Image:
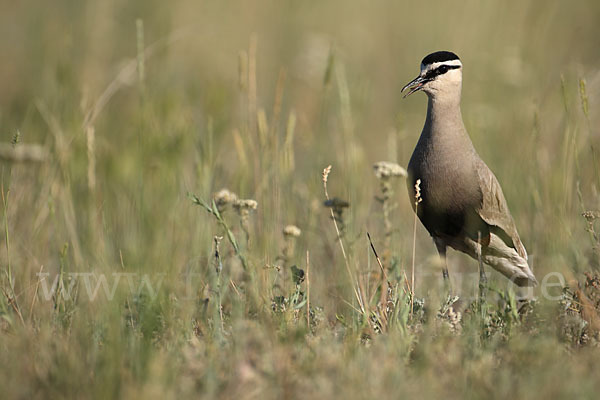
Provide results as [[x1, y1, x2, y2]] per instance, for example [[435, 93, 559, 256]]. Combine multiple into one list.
[[582, 211, 600, 222], [373, 161, 407, 179], [322, 165, 332, 184], [283, 225, 301, 238], [234, 199, 258, 212], [213, 189, 238, 210], [414, 179, 423, 204], [234, 198, 258, 246], [323, 197, 349, 210], [445, 307, 462, 334], [437, 296, 462, 334], [323, 197, 350, 236]]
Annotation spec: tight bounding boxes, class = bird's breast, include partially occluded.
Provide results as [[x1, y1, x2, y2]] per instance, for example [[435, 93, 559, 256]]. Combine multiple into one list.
[[410, 152, 480, 207], [407, 145, 483, 237]]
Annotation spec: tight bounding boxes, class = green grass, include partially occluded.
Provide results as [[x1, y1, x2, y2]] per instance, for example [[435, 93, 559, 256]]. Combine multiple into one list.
[[1, 0, 600, 398]]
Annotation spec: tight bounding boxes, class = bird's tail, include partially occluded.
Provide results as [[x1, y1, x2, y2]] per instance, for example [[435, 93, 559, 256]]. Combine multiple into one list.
[[481, 234, 537, 287]]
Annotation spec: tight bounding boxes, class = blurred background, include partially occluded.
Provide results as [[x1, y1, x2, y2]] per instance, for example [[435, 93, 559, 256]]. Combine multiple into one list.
[[1, 0, 600, 398]]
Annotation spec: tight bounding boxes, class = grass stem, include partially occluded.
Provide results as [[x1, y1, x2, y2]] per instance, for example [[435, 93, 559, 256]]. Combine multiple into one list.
[[322, 166, 365, 313]]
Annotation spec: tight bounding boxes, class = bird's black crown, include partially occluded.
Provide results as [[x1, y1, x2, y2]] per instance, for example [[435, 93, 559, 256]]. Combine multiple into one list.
[[421, 51, 460, 66]]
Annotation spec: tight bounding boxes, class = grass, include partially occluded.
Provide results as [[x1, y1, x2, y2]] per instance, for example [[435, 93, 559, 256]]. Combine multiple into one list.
[[1, 0, 600, 398]]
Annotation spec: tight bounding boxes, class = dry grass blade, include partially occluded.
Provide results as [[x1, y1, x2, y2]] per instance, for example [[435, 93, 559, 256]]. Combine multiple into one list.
[[575, 288, 600, 332], [322, 165, 365, 313], [29, 264, 45, 321], [367, 232, 389, 329], [410, 179, 423, 314], [83, 26, 191, 128], [306, 250, 311, 329], [0, 286, 25, 326], [367, 232, 387, 280]]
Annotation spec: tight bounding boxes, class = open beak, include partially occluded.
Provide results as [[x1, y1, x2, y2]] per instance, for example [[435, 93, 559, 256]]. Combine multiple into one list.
[[401, 75, 428, 98]]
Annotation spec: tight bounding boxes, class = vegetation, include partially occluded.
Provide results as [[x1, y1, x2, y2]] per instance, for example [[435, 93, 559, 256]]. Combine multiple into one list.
[[1, 1, 600, 398]]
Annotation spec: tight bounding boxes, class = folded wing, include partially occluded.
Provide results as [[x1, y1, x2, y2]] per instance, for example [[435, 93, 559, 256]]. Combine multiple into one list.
[[475, 159, 527, 259]]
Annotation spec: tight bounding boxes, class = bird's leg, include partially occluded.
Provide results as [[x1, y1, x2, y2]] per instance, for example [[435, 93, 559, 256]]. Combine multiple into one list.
[[434, 239, 451, 293], [477, 231, 488, 301]]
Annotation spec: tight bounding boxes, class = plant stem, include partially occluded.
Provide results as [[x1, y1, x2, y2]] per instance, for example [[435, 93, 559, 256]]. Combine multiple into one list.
[[322, 166, 365, 313]]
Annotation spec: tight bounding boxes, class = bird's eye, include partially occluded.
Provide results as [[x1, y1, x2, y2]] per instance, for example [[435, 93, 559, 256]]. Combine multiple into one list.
[[438, 65, 448, 74]]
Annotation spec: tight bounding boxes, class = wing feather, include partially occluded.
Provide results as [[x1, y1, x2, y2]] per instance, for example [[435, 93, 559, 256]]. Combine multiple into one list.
[[476, 160, 527, 259]]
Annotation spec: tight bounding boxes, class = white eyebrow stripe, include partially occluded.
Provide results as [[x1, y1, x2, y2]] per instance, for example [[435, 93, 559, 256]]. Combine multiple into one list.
[[420, 59, 462, 73]]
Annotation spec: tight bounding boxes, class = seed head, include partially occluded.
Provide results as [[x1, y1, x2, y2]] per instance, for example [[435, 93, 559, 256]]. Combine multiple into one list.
[[373, 161, 407, 179], [582, 211, 600, 222], [234, 199, 258, 212], [213, 189, 238, 210], [283, 225, 301, 238], [322, 165, 332, 184], [414, 179, 423, 204]]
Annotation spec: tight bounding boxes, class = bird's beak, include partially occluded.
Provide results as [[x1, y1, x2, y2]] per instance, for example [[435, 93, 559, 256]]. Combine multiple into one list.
[[401, 75, 428, 98]]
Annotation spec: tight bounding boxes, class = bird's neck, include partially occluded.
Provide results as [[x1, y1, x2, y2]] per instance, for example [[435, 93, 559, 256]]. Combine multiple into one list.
[[424, 95, 467, 140]]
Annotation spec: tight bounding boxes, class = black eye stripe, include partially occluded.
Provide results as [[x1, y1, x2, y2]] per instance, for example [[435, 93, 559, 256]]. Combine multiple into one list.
[[423, 64, 461, 80]]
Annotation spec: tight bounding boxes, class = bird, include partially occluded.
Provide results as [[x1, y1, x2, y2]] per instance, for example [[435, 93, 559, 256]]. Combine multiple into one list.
[[401, 51, 537, 288]]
